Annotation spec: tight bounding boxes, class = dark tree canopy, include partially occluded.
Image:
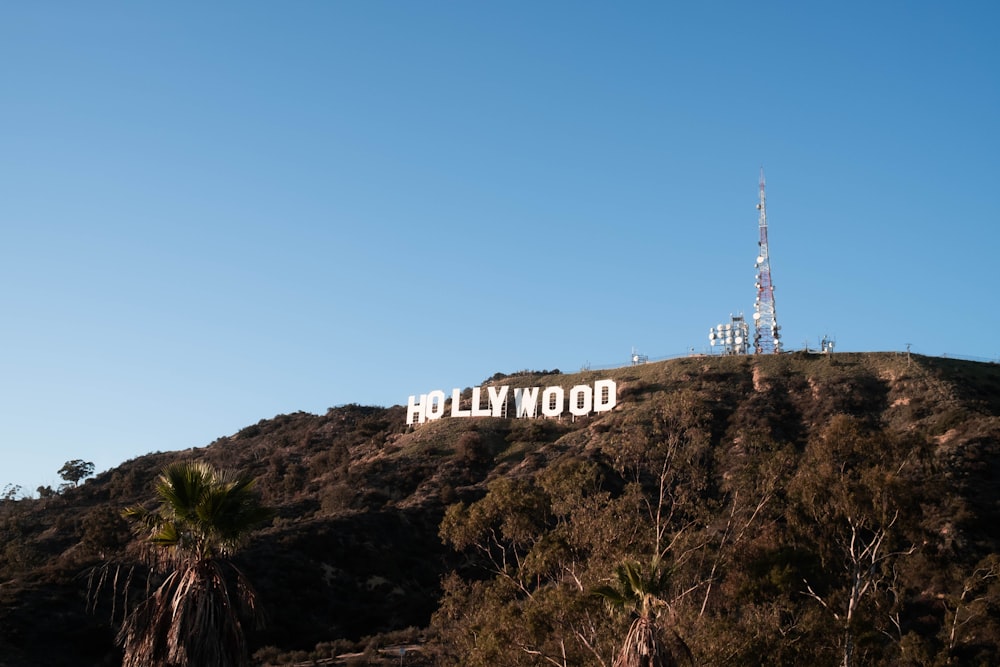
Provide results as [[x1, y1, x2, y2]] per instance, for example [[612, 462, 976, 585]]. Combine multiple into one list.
[[58, 459, 95, 486]]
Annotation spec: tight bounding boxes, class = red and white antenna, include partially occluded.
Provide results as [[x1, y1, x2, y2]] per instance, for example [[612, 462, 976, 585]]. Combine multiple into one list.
[[752, 168, 782, 354]]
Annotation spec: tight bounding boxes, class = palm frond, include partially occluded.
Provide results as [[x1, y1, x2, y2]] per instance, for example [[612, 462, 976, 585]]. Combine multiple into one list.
[[593, 584, 631, 609], [597, 557, 692, 667], [118, 461, 270, 667]]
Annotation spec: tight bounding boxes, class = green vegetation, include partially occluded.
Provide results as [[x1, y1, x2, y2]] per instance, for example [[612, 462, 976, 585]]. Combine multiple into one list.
[[594, 559, 693, 667], [428, 354, 1000, 666], [58, 459, 95, 488], [119, 462, 272, 667], [0, 353, 998, 665]]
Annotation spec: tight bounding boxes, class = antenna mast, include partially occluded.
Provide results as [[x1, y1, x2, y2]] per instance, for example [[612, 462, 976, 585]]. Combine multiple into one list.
[[752, 168, 782, 353]]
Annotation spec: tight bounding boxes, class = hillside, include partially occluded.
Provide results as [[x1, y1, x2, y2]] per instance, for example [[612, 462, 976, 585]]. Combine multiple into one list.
[[1, 352, 999, 666]]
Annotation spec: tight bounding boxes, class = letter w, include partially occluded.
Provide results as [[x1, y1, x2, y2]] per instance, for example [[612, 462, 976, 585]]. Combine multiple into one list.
[[513, 387, 539, 418]]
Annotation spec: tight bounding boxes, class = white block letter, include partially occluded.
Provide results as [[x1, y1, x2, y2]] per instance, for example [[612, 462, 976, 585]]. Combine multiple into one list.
[[593, 379, 617, 412], [514, 386, 539, 418], [488, 385, 509, 417], [541, 386, 564, 417], [426, 390, 447, 420], [406, 394, 426, 425], [569, 384, 593, 416], [471, 387, 491, 417], [451, 388, 471, 418]]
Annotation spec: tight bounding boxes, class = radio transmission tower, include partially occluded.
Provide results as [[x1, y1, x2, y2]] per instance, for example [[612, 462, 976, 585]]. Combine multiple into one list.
[[752, 168, 782, 353]]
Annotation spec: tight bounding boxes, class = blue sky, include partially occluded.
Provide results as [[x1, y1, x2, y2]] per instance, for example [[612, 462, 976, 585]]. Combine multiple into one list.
[[2, 2, 997, 493]]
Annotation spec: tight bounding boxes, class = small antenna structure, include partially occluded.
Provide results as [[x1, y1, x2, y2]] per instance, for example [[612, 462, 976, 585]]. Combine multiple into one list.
[[708, 313, 751, 355]]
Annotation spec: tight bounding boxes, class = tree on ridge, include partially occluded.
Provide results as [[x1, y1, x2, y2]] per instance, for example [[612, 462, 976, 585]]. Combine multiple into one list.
[[58, 459, 95, 487]]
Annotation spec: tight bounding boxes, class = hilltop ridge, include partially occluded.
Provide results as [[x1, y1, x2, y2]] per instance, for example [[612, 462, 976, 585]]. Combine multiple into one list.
[[1, 352, 999, 665]]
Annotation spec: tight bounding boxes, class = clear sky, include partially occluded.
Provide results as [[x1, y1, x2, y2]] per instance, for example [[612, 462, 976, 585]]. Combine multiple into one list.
[[2, 2, 998, 494]]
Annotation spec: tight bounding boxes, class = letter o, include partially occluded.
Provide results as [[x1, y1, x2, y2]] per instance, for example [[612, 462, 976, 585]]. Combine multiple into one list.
[[541, 386, 564, 417], [426, 390, 447, 420], [569, 385, 593, 416]]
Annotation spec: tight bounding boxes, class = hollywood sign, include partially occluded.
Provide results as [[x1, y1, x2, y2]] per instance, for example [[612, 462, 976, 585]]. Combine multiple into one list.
[[406, 379, 617, 425]]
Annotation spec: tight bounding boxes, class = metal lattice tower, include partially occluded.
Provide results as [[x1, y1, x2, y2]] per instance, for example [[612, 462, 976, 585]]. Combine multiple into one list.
[[752, 168, 782, 353]]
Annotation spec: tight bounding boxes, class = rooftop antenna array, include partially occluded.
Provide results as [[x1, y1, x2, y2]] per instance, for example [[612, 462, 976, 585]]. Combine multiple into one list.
[[753, 168, 782, 353], [709, 313, 751, 355]]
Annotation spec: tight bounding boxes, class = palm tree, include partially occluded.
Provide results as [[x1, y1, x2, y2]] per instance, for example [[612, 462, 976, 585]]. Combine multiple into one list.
[[119, 461, 273, 667], [593, 559, 693, 667]]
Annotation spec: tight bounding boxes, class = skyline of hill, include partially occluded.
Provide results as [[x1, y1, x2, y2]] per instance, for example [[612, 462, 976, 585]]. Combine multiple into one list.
[[1, 351, 999, 665]]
